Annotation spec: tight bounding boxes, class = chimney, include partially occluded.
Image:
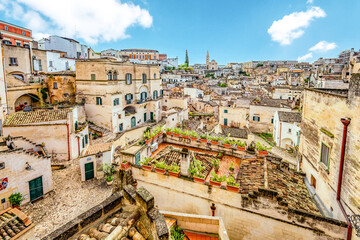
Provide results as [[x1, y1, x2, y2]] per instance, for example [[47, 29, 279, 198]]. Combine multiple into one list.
[[180, 148, 190, 177]]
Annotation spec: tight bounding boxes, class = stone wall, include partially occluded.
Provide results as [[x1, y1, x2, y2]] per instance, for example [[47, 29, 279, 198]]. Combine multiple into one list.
[[132, 167, 347, 240]]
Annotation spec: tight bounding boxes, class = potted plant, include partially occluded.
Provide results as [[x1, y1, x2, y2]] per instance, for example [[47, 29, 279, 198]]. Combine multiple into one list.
[[121, 160, 130, 170], [190, 131, 198, 141], [144, 131, 152, 144], [173, 128, 182, 137], [229, 162, 235, 173], [189, 158, 205, 183], [167, 163, 180, 177], [154, 160, 167, 174], [212, 158, 220, 173], [222, 137, 234, 148], [210, 136, 220, 145], [256, 142, 271, 155], [210, 172, 226, 187], [226, 176, 240, 192], [217, 152, 223, 160], [165, 127, 173, 136], [9, 193, 24, 209], [236, 140, 246, 151], [200, 134, 208, 143], [103, 163, 115, 186], [181, 130, 190, 139], [140, 156, 153, 171]]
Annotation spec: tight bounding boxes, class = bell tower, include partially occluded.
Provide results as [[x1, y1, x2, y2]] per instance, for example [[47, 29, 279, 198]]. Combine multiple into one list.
[[206, 50, 209, 68]]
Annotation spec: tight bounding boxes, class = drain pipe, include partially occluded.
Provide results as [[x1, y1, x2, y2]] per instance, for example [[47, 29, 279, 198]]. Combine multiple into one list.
[[337, 118, 352, 240]]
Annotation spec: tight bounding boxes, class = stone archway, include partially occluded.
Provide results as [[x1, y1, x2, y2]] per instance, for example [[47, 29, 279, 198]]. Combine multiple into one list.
[[14, 93, 41, 112]]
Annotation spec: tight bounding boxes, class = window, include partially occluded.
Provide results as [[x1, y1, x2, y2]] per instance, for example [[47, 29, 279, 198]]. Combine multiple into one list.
[[85, 135, 88, 144], [96, 97, 102, 105], [49, 61, 53, 67], [113, 71, 118, 80], [154, 73, 156, 79], [320, 143, 330, 168], [153, 90, 158, 100], [119, 123, 123, 131], [53, 82, 58, 89], [91, 74, 96, 80], [107, 71, 112, 80], [113, 98, 119, 106], [144, 113, 147, 122], [2, 40, 11, 45], [125, 93, 133, 104], [16, 42, 21, 46], [253, 115, 260, 122], [271, 118, 274, 123], [9, 57, 17, 66], [0, 162, 4, 170], [4, 26, 8, 31], [126, 73, 132, 84], [142, 73, 147, 83], [311, 175, 316, 189], [288, 128, 291, 133], [82, 137, 85, 148], [224, 109, 228, 113], [160, 90, 163, 96], [22, 31, 25, 35]]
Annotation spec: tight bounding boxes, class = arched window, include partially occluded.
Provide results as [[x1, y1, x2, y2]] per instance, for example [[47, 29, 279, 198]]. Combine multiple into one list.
[[113, 71, 118, 80], [107, 71, 112, 80], [126, 73, 132, 84], [131, 117, 136, 128], [153, 90, 158, 100], [140, 92, 147, 101], [153, 73, 156, 79], [142, 73, 147, 84]]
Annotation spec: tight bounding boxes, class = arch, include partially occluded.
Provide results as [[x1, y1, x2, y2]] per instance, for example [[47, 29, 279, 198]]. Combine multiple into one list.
[[123, 106, 136, 114], [14, 93, 40, 112], [107, 71, 113, 80], [113, 71, 118, 80], [281, 138, 294, 149]]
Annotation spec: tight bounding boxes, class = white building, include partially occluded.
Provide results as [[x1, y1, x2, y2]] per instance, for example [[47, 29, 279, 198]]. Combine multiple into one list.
[[38, 36, 88, 59], [272, 86, 303, 100], [47, 51, 76, 72], [184, 87, 204, 99], [273, 111, 301, 149], [161, 73, 189, 83]]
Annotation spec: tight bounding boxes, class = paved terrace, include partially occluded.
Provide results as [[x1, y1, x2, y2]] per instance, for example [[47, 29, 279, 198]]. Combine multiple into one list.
[[150, 142, 320, 216]]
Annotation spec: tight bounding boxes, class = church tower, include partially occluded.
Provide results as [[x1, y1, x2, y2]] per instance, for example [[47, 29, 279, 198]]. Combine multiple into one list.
[[206, 50, 209, 69]]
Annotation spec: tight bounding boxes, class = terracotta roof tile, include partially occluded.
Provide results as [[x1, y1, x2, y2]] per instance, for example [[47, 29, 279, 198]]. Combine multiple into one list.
[[4, 109, 72, 126]]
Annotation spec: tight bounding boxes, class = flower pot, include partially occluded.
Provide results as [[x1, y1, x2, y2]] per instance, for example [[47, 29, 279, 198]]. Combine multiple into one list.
[[210, 180, 221, 187], [107, 180, 113, 186], [193, 176, 205, 183], [145, 139, 152, 144], [155, 168, 166, 174], [210, 141, 219, 145], [121, 162, 130, 170], [168, 171, 180, 177], [237, 146, 246, 151], [142, 165, 153, 171], [190, 137, 198, 141], [258, 150, 268, 155], [12, 206, 21, 210], [152, 135, 158, 141], [182, 135, 189, 139], [221, 125, 229, 128], [174, 133, 181, 137], [227, 185, 240, 192], [200, 139, 208, 143], [215, 166, 220, 173], [223, 143, 231, 148], [157, 133, 162, 138], [166, 132, 173, 136]]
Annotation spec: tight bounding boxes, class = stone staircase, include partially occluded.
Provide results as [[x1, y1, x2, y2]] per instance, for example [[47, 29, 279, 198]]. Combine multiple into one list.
[[89, 123, 116, 144]]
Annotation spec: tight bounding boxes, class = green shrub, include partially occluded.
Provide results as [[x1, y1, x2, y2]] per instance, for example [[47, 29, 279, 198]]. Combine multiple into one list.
[[154, 160, 167, 170], [167, 163, 180, 173], [9, 193, 24, 207], [256, 142, 271, 151], [140, 157, 152, 166], [211, 172, 226, 182]]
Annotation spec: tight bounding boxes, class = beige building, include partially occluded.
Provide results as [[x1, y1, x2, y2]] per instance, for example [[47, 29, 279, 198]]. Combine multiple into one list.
[[76, 59, 162, 133], [249, 98, 292, 133], [0, 136, 53, 208], [3, 106, 88, 161], [219, 105, 249, 128], [120, 49, 159, 60], [300, 74, 360, 238], [0, 42, 7, 134]]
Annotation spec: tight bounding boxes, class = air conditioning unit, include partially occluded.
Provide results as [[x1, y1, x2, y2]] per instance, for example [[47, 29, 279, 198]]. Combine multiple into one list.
[[151, 142, 158, 152]]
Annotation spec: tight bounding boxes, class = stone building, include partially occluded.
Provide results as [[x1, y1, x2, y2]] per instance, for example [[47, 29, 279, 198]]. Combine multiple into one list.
[[75, 59, 162, 133], [3, 107, 88, 161], [46, 71, 76, 104], [0, 136, 52, 208], [273, 111, 301, 149], [300, 74, 360, 238]]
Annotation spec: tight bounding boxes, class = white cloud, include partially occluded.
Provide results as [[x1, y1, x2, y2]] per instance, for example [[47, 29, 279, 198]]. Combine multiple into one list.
[[309, 41, 337, 52], [0, 0, 153, 45], [267, 6, 326, 45], [297, 52, 313, 62], [306, 0, 314, 4]]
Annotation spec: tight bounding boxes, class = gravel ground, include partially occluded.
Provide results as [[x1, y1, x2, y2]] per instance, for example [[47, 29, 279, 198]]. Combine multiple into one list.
[[22, 161, 113, 239]]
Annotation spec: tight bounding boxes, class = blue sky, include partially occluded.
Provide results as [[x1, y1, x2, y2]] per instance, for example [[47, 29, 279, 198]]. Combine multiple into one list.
[[1, 0, 359, 65]]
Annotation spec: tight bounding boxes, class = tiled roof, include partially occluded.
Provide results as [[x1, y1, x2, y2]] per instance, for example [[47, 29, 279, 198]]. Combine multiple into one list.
[[221, 127, 248, 139], [86, 142, 112, 155], [0, 208, 34, 239], [278, 111, 302, 123], [4, 109, 72, 126]]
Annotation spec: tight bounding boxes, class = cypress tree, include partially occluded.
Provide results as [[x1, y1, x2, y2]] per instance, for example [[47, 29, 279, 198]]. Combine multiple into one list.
[[185, 50, 189, 67]]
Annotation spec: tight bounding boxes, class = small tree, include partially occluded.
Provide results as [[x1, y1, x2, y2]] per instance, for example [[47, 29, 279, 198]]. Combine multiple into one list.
[[102, 163, 115, 182], [9, 192, 24, 207]]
